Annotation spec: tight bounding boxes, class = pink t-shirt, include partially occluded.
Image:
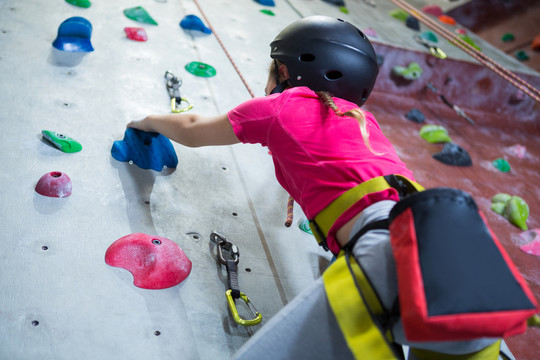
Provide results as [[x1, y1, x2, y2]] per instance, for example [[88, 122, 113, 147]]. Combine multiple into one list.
[[228, 87, 414, 253]]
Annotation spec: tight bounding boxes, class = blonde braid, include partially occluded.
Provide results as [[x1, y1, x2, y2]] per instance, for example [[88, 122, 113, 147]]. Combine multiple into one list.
[[316, 91, 378, 154]]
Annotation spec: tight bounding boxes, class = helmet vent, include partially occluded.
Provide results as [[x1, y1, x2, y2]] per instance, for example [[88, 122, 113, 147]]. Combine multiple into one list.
[[300, 53, 316, 62], [325, 71, 343, 80]]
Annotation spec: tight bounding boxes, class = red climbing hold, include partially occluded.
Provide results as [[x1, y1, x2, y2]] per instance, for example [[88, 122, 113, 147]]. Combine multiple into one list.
[[124, 27, 148, 42], [105, 233, 192, 289], [422, 5, 443, 17], [35, 171, 72, 198]]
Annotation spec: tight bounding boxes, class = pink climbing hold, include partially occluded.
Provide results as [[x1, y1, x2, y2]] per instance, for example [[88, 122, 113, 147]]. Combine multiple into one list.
[[422, 5, 443, 17], [105, 233, 192, 289], [519, 229, 540, 256], [124, 27, 148, 42], [35, 171, 72, 198]]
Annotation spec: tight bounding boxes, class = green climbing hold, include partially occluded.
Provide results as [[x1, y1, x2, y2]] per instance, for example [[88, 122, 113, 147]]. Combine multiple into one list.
[[185, 61, 216, 77], [419, 124, 452, 143], [124, 6, 158, 26], [501, 33, 515, 42], [260, 9, 275, 16], [298, 218, 313, 235], [516, 50, 529, 61], [457, 34, 481, 51], [339, 6, 349, 14], [42, 130, 82, 153], [392, 62, 423, 81], [390, 9, 409, 22], [420, 31, 438, 43], [492, 158, 511, 172], [491, 193, 529, 230], [65, 0, 91, 8]]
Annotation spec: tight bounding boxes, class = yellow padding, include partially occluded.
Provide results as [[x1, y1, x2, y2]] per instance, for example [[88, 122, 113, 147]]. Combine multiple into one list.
[[410, 340, 501, 360], [315, 175, 423, 238], [323, 254, 397, 359]]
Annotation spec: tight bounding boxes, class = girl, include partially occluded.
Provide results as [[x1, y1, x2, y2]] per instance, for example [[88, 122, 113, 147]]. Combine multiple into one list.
[[128, 16, 501, 360]]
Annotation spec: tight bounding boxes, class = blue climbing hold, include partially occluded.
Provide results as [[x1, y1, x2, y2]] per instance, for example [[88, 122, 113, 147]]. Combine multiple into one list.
[[254, 0, 276, 6], [111, 128, 178, 171], [405, 108, 425, 123], [52, 17, 94, 52], [180, 15, 212, 34], [432, 142, 472, 166]]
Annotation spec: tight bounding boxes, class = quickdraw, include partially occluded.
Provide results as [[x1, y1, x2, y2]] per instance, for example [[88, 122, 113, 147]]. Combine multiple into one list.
[[413, 34, 447, 59], [210, 232, 262, 327], [164, 71, 193, 113]]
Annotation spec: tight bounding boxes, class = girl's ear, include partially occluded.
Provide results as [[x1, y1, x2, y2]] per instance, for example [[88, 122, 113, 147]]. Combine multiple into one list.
[[278, 64, 289, 82]]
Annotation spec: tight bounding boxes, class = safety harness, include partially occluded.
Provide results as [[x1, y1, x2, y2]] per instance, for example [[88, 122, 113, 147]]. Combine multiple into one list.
[[315, 175, 524, 360], [309, 174, 423, 252]]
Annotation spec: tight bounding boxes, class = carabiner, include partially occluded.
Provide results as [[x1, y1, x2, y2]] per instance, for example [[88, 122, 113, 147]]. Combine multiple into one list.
[[164, 71, 193, 113], [226, 289, 262, 326], [211, 232, 239, 265]]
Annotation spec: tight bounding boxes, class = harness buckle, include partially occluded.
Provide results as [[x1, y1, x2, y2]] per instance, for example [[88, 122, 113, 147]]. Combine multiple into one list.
[[226, 289, 262, 326]]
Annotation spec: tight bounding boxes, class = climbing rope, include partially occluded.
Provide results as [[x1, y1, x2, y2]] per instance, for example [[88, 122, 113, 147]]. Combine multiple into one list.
[[193, 0, 296, 226], [390, 0, 540, 104]]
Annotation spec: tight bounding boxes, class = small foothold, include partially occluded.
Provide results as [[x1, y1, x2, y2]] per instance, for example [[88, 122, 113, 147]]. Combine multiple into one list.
[[363, 27, 378, 38], [421, 5, 443, 17], [376, 54, 384, 66], [392, 62, 423, 80], [438, 15, 456, 26], [254, 0, 276, 6], [492, 158, 511, 172], [123, 6, 158, 25], [432, 142, 472, 166], [105, 233, 192, 289], [180, 15, 211, 34], [506, 144, 526, 158], [458, 34, 481, 51], [260, 9, 275, 16], [405, 108, 425, 123], [519, 229, 540, 256], [406, 15, 420, 31], [390, 9, 409, 22], [501, 33, 515, 42], [124, 27, 147, 41], [455, 28, 467, 35], [111, 128, 178, 171], [419, 124, 452, 143], [515, 50, 529, 61], [65, 0, 91, 8], [185, 61, 216, 77], [532, 34, 540, 51], [52, 17, 94, 52], [42, 130, 82, 153], [35, 171, 72, 198], [297, 218, 313, 235], [420, 31, 438, 43], [339, 6, 349, 14]]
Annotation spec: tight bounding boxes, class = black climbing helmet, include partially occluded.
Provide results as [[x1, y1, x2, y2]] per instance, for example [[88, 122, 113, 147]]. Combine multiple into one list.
[[270, 16, 379, 107]]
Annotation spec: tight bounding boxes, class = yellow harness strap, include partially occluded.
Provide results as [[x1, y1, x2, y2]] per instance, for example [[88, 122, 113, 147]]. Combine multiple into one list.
[[410, 340, 501, 360], [323, 254, 398, 359], [310, 175, 424, 249]]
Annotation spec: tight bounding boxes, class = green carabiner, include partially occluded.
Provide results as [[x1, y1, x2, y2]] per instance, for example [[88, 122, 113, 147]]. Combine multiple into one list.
[[226, 289, 262, 326], [171, 97, 193, 113]]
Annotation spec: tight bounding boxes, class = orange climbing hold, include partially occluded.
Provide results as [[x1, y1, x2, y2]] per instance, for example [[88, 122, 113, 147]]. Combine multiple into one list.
[[438, 15, 456, 26], [532, 34, 540, 51]]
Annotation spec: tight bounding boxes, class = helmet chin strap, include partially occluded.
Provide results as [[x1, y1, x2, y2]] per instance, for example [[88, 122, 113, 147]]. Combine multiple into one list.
[[270, 80, 291, 94]]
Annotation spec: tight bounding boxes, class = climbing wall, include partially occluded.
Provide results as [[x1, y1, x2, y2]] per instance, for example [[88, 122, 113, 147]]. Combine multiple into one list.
[[0, 0, 538, 359]]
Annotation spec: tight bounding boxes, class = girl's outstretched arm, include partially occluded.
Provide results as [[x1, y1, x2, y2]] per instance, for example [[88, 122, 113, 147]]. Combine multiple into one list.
[[127, 113, 240, 147]]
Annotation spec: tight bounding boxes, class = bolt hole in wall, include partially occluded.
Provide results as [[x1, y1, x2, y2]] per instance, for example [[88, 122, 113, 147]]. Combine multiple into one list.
[[154, 331, 161, 336], [42, 246, 48, 251], [245, 268, 251, 272], [232, 212, 238, 217], [31, 321, 39, 326]]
